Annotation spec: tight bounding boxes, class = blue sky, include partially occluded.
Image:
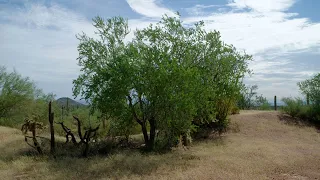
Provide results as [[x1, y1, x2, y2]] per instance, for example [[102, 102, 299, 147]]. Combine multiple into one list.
[[0, 0, 319, 102]]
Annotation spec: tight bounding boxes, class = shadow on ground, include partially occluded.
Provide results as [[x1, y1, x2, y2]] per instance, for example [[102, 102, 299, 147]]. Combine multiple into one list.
[[277, 113, 320, 132], [0, 134, 216, 179]]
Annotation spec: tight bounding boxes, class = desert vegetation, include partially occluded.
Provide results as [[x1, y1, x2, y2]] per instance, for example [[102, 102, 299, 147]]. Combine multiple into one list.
[[281, 73, 320, 126], [0, 14, 319, 179]]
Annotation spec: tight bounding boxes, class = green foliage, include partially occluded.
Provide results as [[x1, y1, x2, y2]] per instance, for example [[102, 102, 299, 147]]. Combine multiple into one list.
[[282, 96, 320, 125], [258, 102, 271, 110], [108, 111, 140, 140], [230, 106, 240, 115], [238, 85, 270, 110], [308, 105, 320, 123], [281, 97, 305, 118], [73, 14, 251, 150], [0, 66, 36, 119], [298, 73, 320, 105], [255, 95, 271, 110], [0, 66, 56, 128], [238, 85, 258, 109], [282, 73, 320, 125]]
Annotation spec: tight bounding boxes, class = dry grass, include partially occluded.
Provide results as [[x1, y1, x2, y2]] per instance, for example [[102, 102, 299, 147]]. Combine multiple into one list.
[[1, 111, 320, 180]]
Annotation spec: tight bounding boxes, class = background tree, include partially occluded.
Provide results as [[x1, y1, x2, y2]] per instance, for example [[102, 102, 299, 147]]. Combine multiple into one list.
[[237, 85, 258, 110], [0, 66, 37, 119], [0, 66, 56, 127], [297, 73, 320, 123], [298, 73, 320, 105]]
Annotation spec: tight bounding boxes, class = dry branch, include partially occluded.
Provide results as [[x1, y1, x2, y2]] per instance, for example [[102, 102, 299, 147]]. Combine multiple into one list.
[[55, 122, 77, 144]]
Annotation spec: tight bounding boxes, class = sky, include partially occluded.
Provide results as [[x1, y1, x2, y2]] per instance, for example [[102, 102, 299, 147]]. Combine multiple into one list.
[[0, 0, 320, 102]]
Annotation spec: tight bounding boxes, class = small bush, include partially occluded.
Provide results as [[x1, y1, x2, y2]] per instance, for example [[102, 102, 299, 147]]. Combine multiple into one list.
[[281, 97, 304, 118], [282, 97, 320, 126], [258, 102, 271, 110], [230, 106, 240, 115], [308, 105, 320, 124]]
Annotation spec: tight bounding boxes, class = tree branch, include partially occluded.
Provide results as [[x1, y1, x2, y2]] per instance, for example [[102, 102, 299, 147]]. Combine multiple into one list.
[[138, 93, 145, 122], [73, 116, 84, 143], [127, 95, 142, 125], [55, 122, 77, 144]]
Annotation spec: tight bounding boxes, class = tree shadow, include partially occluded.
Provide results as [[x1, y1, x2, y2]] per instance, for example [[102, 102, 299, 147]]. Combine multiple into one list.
[[277, 114, 320, 132]]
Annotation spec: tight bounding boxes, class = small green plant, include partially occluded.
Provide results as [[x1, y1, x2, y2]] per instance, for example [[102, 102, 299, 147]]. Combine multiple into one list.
[[258, 102, 271, 110], [230, 106, 240, 115], [281, 97, 304, 118]]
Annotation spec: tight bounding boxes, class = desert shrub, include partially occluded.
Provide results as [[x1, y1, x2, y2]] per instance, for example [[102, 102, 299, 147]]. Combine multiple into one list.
[[230, 106, 240, 115], [282, 97, 320, 125], [258, 102, 271, 110], [281, 97, 304, 118], [298, 73, 320, 124], [307, 105, 320, 124], [215, 98, 234, 129], [298, 73, 320, 106], [296, 105, 311, 120], [238, 85, 258, 109], [108, 112, 140, 142]]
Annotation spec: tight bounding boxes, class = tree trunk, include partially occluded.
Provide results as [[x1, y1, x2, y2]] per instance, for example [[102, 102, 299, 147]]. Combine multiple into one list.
[[182, 134, 189, 146], [141, 122, 149, 146], [102, 118, 106, 129], [148, 118, 156, 150], [83, 142, 89, 157]]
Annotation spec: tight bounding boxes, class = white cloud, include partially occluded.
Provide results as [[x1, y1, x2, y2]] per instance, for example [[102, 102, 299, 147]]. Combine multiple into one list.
[[0, 3, 94, 97], [227, 0, 296, 12], [183, 11, 320, 55], [1, 3, 93, 34], [185, 4, 221, 16], [126, 0, 176, 18]]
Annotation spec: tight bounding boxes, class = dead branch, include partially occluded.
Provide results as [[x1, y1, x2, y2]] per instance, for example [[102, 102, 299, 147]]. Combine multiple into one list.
[[55, 122, 77, 144], [73, 116, 84, 143]]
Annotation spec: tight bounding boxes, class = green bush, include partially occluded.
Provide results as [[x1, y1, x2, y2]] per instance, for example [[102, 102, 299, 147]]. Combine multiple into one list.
[[258, 102, 271, 110], [230, 106, 240, 115], [281, 97, 304, 118], [308, 105, 320, 124], [282, 97, 320, 125]]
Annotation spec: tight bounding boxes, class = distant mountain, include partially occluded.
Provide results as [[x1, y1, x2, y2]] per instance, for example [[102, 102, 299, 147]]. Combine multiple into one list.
[[56, 97, 86, 108]]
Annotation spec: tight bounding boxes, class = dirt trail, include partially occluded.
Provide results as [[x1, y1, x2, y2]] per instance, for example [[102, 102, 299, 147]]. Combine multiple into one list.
[[171, 111, 320, 180]]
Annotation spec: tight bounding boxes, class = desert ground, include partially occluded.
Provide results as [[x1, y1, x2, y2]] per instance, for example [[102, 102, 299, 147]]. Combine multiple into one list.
[[1, 111, 320, 180]]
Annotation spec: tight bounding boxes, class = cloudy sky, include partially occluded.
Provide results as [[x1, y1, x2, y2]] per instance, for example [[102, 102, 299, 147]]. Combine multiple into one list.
[[1, 0, 319, 102]]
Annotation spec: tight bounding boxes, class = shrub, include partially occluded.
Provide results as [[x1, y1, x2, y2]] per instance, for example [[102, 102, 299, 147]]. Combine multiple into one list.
[[258, 102, 271, 110], [307, 105, 320, 124], [281, 97, 304, 118], [282, 97, 320, 125], [298, 73, 320, 106], [230, 106, 240, 115]]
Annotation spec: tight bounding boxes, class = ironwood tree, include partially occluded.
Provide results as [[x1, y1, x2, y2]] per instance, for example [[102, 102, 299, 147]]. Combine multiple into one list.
[[73, 14, 251, 150]]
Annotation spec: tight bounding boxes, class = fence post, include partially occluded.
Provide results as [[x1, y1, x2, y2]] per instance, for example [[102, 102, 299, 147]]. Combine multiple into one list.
[[49, 101, 55, 157], [274, 96, 277, 111]]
